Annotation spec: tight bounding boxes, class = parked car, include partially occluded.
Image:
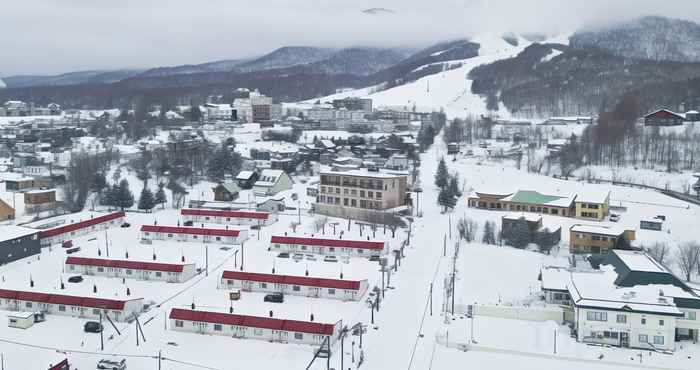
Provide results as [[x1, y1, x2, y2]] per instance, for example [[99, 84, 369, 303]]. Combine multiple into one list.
[[84, 321, 103, 333], [97, 358, 126, 370], [250, 224, 261, 230], [65, 247, 81, 254], [183, 220, 194, 226], [292, 253, 304, 262], [368, 255, 380, 262], [609, 213, 620, 222], [305, 254, 317, 261], [264, 293, 284, 303], [68, 275, 83, 283], [323, 255, 338, 263], [120, 222, 131, 228], [61, 240, 73, 248], [277, 252, 290, 258]]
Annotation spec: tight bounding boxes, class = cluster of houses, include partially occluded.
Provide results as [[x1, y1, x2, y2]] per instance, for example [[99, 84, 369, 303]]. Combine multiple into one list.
[[0, 101, 61, 117], [540, 250, 700, 351]]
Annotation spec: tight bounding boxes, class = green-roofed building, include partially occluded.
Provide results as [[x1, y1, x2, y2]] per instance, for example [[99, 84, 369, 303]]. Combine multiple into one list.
[[212, 182, 241, 202], [468, 189, 576, 217]]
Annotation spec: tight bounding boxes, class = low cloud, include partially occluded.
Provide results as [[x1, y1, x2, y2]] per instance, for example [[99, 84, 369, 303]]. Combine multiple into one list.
[[2, 0, 700, 75]]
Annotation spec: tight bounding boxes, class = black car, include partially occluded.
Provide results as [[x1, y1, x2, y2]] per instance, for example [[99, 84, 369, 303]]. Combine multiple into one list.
[[264, 293, 284, 303], [184, 220, 194, 226], [120, 222, 131, 228], [277, 252, 290, 258], [368, 255, 380, 262], [84, 321, 103, 333], [68, 275, 83, 283]]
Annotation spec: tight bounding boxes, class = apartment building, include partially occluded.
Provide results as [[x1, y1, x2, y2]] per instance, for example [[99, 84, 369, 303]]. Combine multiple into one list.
[[569, 224, 636, 254]]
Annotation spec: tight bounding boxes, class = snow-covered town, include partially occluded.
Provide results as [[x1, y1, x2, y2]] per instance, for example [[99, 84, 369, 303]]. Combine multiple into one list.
[[4, 2, 700, 370]]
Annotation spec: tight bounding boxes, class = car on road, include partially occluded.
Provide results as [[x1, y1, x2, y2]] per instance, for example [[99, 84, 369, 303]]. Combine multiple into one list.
[[263, 293, 284, 303], [183, 220, 194, 226], [120, 222, 131, 228], [368, 255, 380, 262], [292, 253, 304, 261], [305, 254, 317, 261], [61, 240, 73, 248], [68, 275, 83, 283], [277, 252, 290, 258], [323, 255, 338, 263], [609, 213, 620, 222], [97, 358, 126, 370], [84, 321, 103, 333]]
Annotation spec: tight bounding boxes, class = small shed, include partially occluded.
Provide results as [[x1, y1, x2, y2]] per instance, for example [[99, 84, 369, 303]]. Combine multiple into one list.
[[235, 170, 258, 189], [212, 183, 241, 202], [640, 217, 663, 231], [8, 312, 34, 329]]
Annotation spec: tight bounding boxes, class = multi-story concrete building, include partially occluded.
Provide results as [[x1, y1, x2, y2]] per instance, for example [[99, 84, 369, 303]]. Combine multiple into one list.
[[332, 97, 372, 112], [315, 169, 407, 221]]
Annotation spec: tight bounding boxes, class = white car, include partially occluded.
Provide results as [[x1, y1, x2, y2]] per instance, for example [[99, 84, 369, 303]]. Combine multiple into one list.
[[609, 214, 620, 222], [292, 253, 304, 262], [305, 254, 317, 261], [97, 359, 126, 370]]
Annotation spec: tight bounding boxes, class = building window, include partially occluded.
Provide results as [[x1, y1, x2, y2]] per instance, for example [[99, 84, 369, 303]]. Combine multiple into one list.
[[659, 319, 664, 326], [616, 314, 626, 324], [293, 285, 300, 291], [683, 311, 697, 321], [58, 305, 66, 312], [214, 324, 222, 331], [25, 302, 32, 308], [641, 318, 646, 325], [586, 311, 607, 322], [639, 334, 648, 343], [93, 309, 100, 315], [653, 336, 664, 345], [97, 267, 104, 272], [294, 332, 303, 340], [328, 289, 336, 295], [254, 328, 263, 336], [155, 272, 162, 277], [175, 320, 183, 327], [260, 283, 267, 289], [126, 269, 132, 275]]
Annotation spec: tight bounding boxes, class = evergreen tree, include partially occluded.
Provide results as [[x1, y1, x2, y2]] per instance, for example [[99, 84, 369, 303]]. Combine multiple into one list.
[[116, 179, 135, 210], [509, 217, 531, 249], [207, 144, 243, 182], [101, 184, 118, 209], [155, 183, 167, 208], [190, 105, 202, 122], [448, 174, 462, 197], [482, 221, 496, 245], [438, 187, 457, 211], [91, 173, 107, 194], [138, 186, 156, 212], [434, 157, 449, 189]]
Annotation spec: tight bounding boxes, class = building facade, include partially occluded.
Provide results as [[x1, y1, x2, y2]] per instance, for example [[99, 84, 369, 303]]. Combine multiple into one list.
[[181, 209, 277, 226], [65, 257, 197, 283], [0, 226, 40, 264], [36, 211, 125, 247], [140, 225, 248, 244], [270, 235, 385, 257], [569, 224, 636, 254]]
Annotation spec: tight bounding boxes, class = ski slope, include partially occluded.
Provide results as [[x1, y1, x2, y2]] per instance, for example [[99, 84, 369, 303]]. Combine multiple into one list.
[[315, 34, 534, 119]]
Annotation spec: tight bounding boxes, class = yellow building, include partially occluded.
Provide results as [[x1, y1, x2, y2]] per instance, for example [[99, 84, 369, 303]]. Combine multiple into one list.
[[569, 224, 635, 254], [574, 190, 610, 221]]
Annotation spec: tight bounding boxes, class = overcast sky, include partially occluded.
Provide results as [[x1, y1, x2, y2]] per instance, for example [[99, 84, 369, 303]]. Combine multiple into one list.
[[2, 0, 700, 76]]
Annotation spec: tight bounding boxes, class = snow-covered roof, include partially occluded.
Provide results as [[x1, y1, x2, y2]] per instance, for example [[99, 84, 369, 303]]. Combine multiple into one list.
[[0, 225, 38, 241], [575, 189, 610, 204], [567, 267, 683, 316], [540, 266, 570, 291], [569, 224, 627, 236], [501, 190, 575, 208], [502, 213, 541, 222], [612, 250, 664, 273], [236, 170, 255, 180], [321, 168, 406, 179]]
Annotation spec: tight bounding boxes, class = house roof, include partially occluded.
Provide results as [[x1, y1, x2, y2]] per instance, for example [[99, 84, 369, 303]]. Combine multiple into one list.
[[221, 270, 363, 290], [503, 190, 574, 207], [570, 224, 627, 237], [169, 308, 335, 335], [235, 171, 256, 180], [37, 211, 125, 238], [539, 266, 570, 291], [644, 108, 685, 120], [0, 225, 38, 242], [502, 213, 542, 223], [65, 256, 193, 273], [214, 182, 241, 194], [0, 288, 140, 310], [181, 208, 269, 220], [140, 225, 241, 237], [270, 235, 384, 250], [575, 189, 610, 205]]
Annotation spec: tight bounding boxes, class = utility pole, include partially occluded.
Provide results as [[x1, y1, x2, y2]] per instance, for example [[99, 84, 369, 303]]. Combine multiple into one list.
[[298, 201, 301, 224], [553, 329, 557, 354], [340, 330, 345, 370], [448, 216, 451, 239], [158, 350, 162, 370], [205, 237, 209, 277], [371, 302, 374, 324], [429, 282, 433, 316], [99, 311, 105, 350], [105, 230, 109, 257], [443, 235, 446, 256], [240, 241, 244, 270]]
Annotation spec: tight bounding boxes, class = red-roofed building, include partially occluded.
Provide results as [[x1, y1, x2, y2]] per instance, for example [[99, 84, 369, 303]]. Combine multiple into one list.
[[644, 109, 685, 126], [47, 358, 70, 370], [140, 225, 248, 244], [270, 235, 385, 257], [36, 211, 125, 247], [181, 208, 277, 226], [169, 308, 340, 345], [221, 270, 368, 301], [65, 256, 197, 283], [0, 288, 142, 322]]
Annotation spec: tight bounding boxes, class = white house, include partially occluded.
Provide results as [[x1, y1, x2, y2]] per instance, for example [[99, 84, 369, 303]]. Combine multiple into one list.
[[270, 235, 386, 257], [35, 211, 125, 247], [539, 266, 572, 305], [253, 169, 293, 196], [181, 208, 277, 226], [220, 270, 368, 301], [169, 308, 340, 345], [0, 289, 143, 322], [140, 225, 248, 245], [65, 257, 197, 283]]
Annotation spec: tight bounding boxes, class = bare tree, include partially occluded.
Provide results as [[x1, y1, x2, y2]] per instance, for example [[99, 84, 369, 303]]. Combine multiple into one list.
[[676, 242, 700, 282], [457, 217, 479, 242], [289, 221, 300, 233], [645, 242, 671, 267], [314, 216, 328, 233]]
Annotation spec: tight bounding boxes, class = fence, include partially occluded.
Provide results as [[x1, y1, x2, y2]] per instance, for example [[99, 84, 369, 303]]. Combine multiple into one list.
[[453, 304, 564, 324]]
